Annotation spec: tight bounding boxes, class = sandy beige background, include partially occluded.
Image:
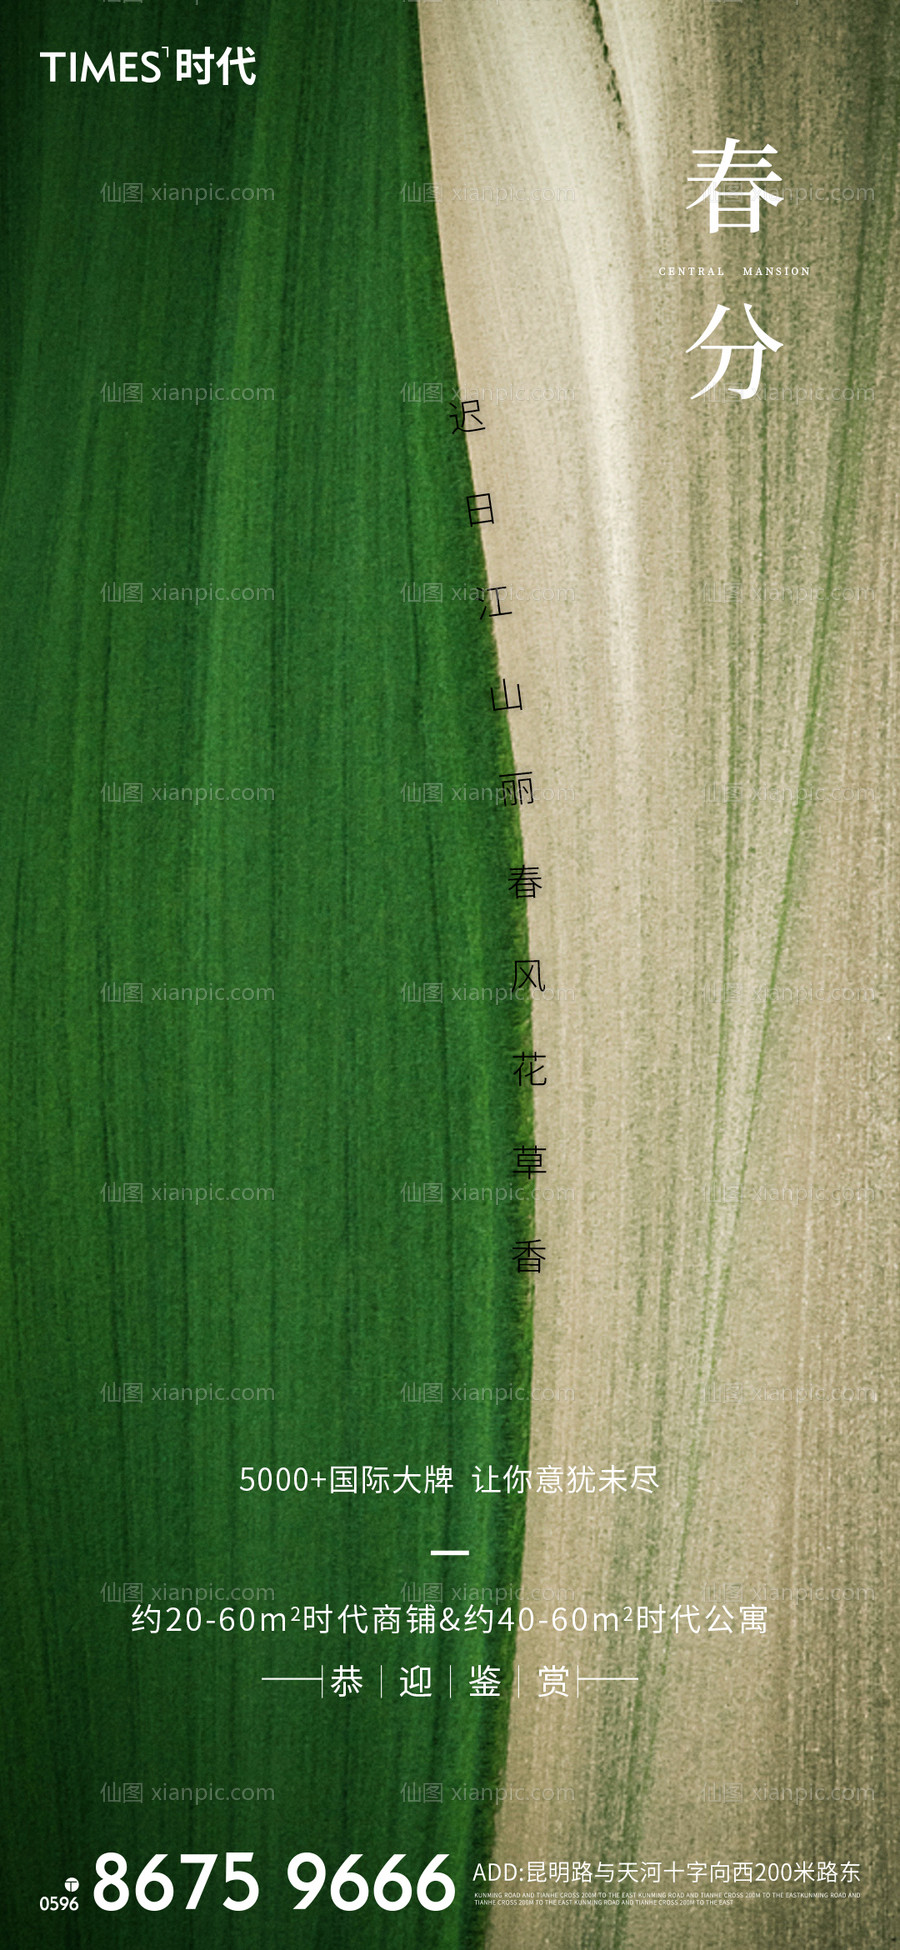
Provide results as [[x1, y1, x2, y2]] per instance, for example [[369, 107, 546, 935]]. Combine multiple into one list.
[[420, 1, 897, 1940]]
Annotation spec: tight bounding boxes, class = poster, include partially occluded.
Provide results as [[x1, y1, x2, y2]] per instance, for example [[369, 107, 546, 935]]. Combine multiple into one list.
[[1, 1, 894, 1941]]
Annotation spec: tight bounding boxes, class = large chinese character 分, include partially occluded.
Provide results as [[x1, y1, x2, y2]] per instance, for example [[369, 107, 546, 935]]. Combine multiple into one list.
[[687, 304, 782, 400]]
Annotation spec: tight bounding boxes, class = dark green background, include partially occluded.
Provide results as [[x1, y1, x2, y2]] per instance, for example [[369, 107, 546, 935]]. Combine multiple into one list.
[[0, 4, 533, 1941]]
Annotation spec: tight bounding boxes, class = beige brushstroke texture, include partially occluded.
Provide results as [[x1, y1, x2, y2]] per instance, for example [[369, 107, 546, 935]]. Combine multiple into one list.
[[420, 1, 897, 1941]]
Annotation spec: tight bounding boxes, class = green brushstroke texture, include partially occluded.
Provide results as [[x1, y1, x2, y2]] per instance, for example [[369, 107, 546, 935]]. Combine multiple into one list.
[[0, 4, 532, 1943]]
